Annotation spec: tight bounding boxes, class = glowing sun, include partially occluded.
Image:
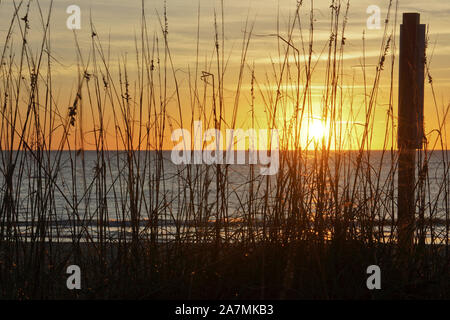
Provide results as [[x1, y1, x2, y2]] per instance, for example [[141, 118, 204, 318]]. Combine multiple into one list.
[[308, 118, 327, 141]]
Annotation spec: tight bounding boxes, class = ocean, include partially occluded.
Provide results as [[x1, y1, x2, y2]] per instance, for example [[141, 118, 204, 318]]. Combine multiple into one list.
[[0, 150, 448, 244]]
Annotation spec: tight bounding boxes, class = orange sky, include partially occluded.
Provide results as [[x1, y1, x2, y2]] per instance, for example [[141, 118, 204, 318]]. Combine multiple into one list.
[[0, 0, 449, 151]]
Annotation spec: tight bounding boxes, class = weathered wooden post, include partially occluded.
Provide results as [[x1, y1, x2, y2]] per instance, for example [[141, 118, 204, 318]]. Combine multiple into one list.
[[398, 13, 425, 257]]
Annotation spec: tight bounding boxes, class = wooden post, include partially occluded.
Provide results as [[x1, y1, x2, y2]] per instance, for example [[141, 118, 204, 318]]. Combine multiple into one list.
[[398, 13, 425, 257]]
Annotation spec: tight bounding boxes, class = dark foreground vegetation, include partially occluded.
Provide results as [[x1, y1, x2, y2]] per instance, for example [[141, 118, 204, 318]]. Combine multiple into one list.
[[1, 241, 448, 299]]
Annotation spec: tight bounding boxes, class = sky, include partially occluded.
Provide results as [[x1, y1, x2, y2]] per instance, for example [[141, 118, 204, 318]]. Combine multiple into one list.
[[0, 0, 449, 150]]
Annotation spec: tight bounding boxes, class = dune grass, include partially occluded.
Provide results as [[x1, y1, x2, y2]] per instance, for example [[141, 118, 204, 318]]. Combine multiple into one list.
[[0, 0, 448, 299]]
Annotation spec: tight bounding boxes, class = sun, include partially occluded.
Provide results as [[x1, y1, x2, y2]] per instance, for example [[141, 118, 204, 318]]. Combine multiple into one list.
[[308, 118, 327, 141]]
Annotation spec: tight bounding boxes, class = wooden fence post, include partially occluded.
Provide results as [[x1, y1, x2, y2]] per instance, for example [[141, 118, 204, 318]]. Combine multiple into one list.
[[398, 13, 425, 258]]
